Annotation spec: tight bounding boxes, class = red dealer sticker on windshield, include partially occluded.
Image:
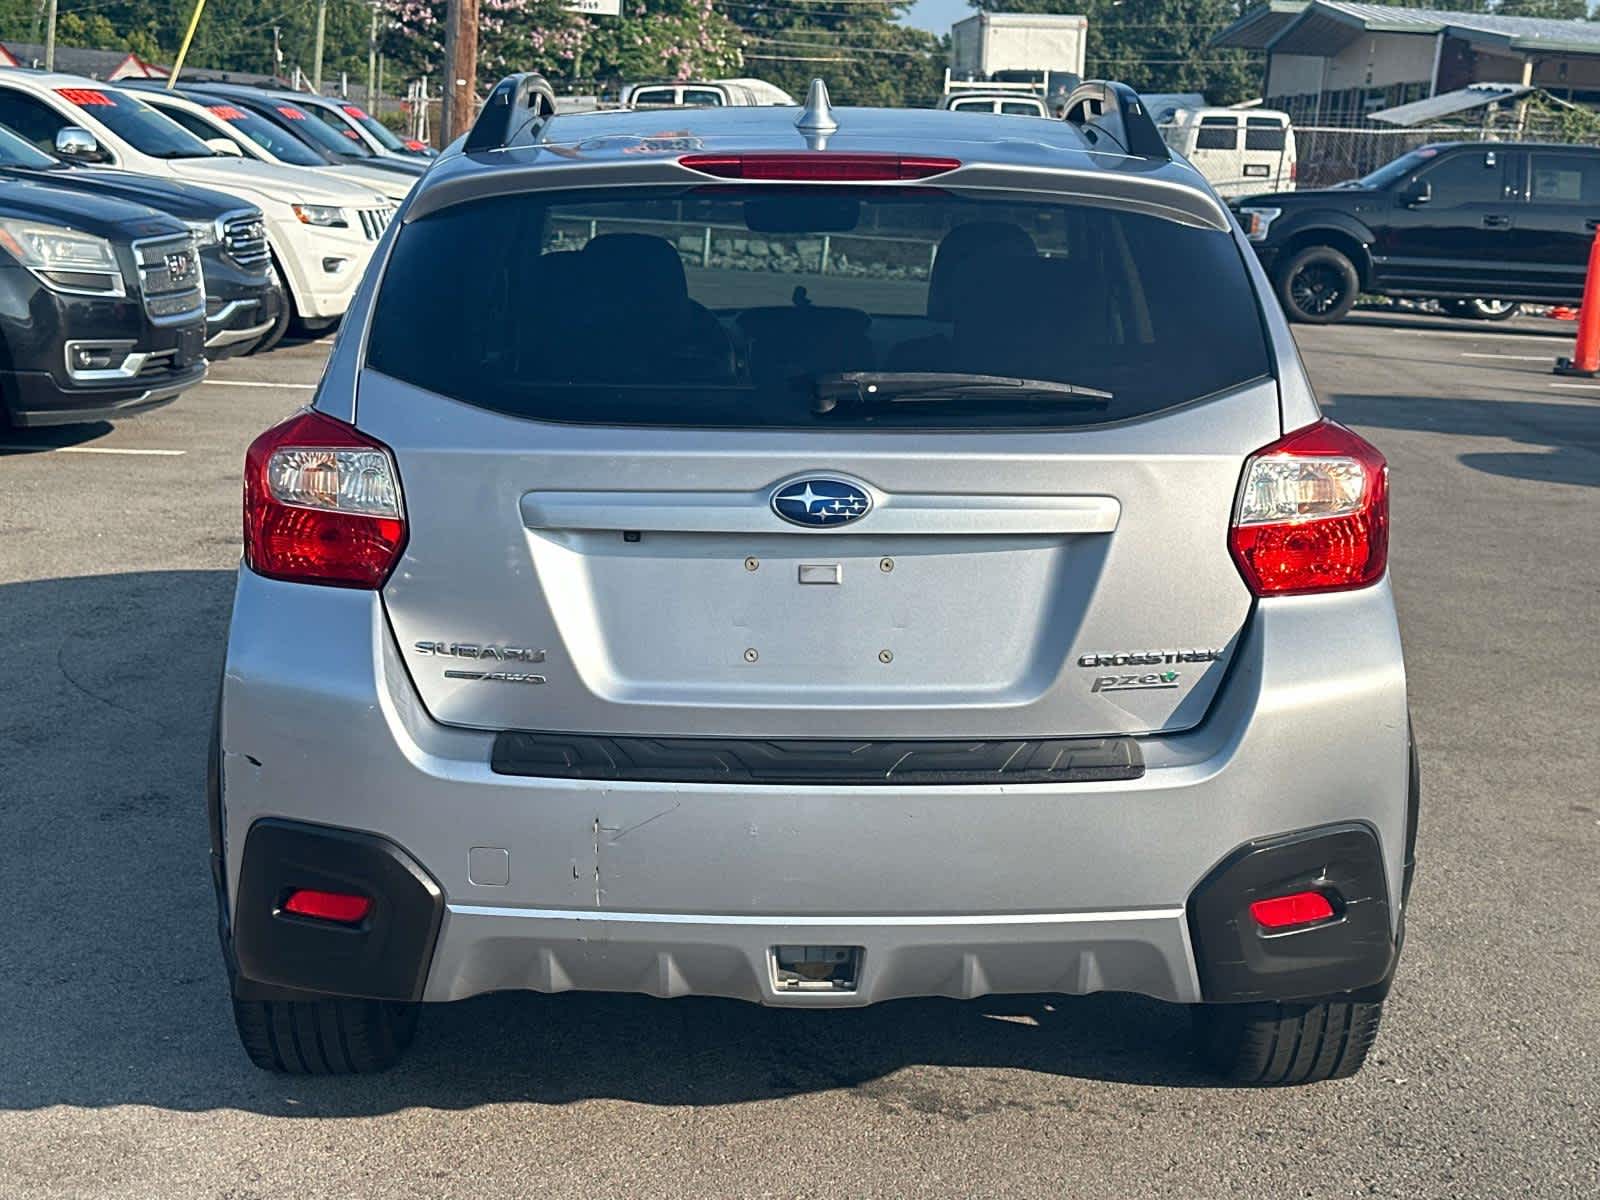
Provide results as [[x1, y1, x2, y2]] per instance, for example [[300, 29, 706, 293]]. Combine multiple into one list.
[[57, 88, 114, 107], [207, 104, 249, 121], [340, 105, 370, 120], [277, 105, 307, 120]]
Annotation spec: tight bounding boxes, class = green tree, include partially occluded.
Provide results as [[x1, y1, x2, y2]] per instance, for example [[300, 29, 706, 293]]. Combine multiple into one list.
[[55, 12, 120, 47], [1497, 0, 1589, 18], [725, 1, 945, 107], [379, 0, 744, 92]]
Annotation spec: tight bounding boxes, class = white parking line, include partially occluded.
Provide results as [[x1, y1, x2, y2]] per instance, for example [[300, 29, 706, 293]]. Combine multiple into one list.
[[1382, 327, 1572, 343], [201, 379, 317, 390], [0, 445, 185, 456], [1460, 352, 1555, 362], [1548, 381, 1600, 391]]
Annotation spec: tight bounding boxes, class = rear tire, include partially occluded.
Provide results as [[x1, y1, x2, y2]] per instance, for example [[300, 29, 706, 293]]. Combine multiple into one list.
[[1194, 998, 1383, 1085], [1445, 298, 1520, 321], [232, 995, 419, 1074], [1276, 245, 1360, 324]]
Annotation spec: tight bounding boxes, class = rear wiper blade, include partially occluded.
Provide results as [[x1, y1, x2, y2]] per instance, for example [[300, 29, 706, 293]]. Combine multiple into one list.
[[812, 371, 1113, 414]]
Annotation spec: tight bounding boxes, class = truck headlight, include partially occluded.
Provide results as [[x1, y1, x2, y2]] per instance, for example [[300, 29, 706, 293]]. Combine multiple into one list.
[[1237, 207, 1283, 243], [292, 204, 349, 229], [0, 217, 125, 296], [185, 219, 221, 248]]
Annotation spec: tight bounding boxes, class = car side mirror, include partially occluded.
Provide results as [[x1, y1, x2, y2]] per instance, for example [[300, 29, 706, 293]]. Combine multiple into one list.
[[54, 126, 104, 162], [206, 137, 243, 157], [1401, 180, 1432, 207]]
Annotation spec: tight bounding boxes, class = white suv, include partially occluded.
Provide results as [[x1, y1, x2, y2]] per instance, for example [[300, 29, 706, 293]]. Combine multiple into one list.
[[125, 86, 418, 206], [0, 73, 394, 330]]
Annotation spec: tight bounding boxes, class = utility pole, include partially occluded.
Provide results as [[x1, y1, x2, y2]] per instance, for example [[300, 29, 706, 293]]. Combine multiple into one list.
[[272, 26, 282, 81], [367, 3, 379, 112], [441, 0, 479, 143], [312, 0, 327, 92], [43, 0, 57, 70]]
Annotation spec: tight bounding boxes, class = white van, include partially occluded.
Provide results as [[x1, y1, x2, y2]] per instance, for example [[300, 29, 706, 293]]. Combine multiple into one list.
[[940, 92, 1051, 117], [1162, 108, 1297, 197], [622, 79, 795, 109]]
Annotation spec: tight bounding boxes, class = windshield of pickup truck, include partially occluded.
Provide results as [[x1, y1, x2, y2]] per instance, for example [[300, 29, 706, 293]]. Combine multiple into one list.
[[368, 186, 1270, 430], [1358, 148, 1439, 190], [0, 123, 57, 169], [56, 87, 213, 158]]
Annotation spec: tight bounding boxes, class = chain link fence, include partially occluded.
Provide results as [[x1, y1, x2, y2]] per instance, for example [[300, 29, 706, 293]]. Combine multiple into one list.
[[1296, 114, 1600, 189]]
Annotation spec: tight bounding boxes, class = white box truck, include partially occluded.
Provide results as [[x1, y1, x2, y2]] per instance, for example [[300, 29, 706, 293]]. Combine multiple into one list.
[[951, 13, 1087, 79], [947, 13, 1088, 114]]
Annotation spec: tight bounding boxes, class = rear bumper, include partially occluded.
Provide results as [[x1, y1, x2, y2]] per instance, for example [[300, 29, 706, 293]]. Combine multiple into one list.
[[217, 570, 1413, 1008]]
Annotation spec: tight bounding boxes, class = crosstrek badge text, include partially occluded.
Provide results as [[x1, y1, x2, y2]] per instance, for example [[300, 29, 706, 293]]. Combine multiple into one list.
[[1077, 649, 1225, 668]]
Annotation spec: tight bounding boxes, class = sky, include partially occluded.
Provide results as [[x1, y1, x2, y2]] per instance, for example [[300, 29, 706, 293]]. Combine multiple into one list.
[[902, 0, 973, 35]]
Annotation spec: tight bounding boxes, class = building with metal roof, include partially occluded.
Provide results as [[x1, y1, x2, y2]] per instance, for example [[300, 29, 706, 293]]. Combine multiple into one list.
[[1215, 1, 1600, 126], [0, 42, 159, 81]]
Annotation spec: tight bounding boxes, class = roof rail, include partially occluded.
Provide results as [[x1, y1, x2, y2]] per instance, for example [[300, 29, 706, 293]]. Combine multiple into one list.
[[1062, 81, 1170, 162], [464, 72, 558, 153]]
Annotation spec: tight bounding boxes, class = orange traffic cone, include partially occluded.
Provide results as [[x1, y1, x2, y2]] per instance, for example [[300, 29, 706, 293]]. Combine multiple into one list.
[[1555, 230, 1600, 375]]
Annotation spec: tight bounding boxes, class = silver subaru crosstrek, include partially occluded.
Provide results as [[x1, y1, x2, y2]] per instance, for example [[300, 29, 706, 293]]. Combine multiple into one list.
[[212, 78, 1417, 1083]]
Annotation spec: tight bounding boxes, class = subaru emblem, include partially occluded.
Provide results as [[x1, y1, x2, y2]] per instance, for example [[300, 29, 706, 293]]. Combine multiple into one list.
[[770, 477, 872, 528]]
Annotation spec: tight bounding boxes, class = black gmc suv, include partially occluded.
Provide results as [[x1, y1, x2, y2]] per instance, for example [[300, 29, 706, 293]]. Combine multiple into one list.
[[0, 123, 283, 356], [0, 175, 206, 426], [1234, 141, 1600, 323]]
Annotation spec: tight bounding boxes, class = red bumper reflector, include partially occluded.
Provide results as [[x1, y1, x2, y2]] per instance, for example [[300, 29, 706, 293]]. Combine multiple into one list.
[[1249, 891, 1335, 930], [282, 889, 372, 924], [679, 152, 960, 181]]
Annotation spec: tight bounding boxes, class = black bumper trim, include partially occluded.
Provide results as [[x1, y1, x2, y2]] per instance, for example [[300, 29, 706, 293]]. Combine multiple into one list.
[[231, 819, 444, 1003], [1187, 822, 1397, 1004], [6, 362, 205, 426], [491, 730, 1144, 785]]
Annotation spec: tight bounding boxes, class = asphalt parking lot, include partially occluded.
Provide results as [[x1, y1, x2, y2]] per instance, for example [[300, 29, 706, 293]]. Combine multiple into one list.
[[1, 314, 1597, 1199]]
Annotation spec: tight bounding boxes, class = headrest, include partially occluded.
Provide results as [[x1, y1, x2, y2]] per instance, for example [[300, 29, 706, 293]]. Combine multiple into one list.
[[927, 222, 1037, 321], [579, 233, 688, 310], [952, 255, 1072, 345]]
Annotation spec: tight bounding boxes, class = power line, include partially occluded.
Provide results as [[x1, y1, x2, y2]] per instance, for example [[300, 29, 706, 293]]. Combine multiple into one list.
[[745, 35, 936, 57], [743, 52, 865, 62]]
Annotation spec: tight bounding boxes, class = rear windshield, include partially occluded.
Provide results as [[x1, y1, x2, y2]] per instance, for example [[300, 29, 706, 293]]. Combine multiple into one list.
[[1195, 117, 1238, 151], [1245, 117, 1287, 152], [366, 187, 1270, 430]]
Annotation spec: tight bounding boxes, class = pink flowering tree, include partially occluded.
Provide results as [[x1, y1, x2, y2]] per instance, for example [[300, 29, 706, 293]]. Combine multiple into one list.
[[381, 0, 742, 91]]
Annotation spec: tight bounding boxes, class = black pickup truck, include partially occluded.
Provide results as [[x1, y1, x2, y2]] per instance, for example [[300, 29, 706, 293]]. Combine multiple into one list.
[[0, 123, 283, 356], [1234, 141, 1600, 323], [0, 176, 206, 427]]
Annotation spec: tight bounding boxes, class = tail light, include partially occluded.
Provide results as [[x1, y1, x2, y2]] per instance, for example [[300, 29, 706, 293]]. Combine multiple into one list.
[[680, 152, 960, 181], [243, 409, 406, 589], [1229, 419, 1388, 596], [282, 888, 372, 924], [1250, 890, 1335, 930], [1290, 159, 1298, 183]]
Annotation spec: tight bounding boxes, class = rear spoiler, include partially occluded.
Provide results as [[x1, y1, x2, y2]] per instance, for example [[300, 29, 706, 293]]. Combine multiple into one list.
[[1062, 81, 1171, 162], [464, 72, 558, 153]]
